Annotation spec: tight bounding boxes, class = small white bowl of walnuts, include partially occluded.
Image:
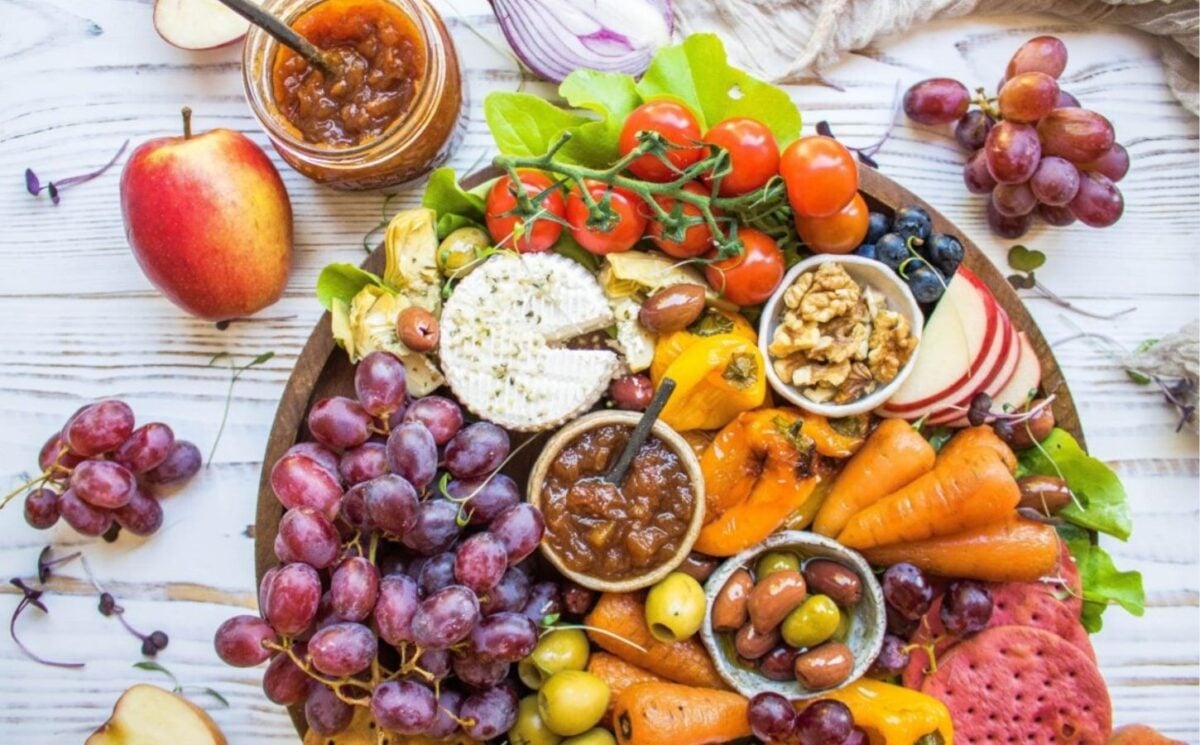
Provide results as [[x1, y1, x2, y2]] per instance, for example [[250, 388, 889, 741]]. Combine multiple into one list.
[[758, 255, 923, 417]]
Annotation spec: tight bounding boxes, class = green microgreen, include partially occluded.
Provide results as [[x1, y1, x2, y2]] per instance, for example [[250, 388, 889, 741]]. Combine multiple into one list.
[[207, 351, 275, 466]]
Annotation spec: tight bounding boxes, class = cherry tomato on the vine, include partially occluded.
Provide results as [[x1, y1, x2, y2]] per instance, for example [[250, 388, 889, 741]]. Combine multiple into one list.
[[648, 182, 716, 259], [795, 192, 869, 254], [704, 228, 785, 307], [619, 100, 705, 183], [702, 118, 780, 196], [780, 135, 858, 218], [485, 170, 565, 253], [566, 180, 648, 255]]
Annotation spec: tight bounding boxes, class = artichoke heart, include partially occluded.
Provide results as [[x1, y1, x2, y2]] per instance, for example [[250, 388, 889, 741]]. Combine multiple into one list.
[[331, 285, 444, 395], [384, 207, 442, 313]]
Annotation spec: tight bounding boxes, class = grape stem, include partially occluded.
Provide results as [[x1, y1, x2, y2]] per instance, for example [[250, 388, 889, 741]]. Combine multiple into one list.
[[972, 87, 1001, 120], [266, 639, 373, 706]]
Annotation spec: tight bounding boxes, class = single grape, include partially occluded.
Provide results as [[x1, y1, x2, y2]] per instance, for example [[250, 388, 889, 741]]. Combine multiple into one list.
[[418, 551, 459, 597], [1037, 108, 1115, 164], [445, 422, 511, 479], [455, 532, 509, 593], [882, 562, 933, 620], [560, 581, 597, 616], [748, 691, 796, 742], [446, 473, 520, 526], [986, 199, 1034, 239], [469, 611, 538, 663], [1080, 142, 1130, 182], [338, 442, 389, 486], [428, 689, 464, 739], [1038, 202, 1077, 226], [904, 263, 945, 304], [374, 574, 420, 646], [941, 580, 994, 635], [998, 72, 1060, 123], [875, 233, 910, 271], [142, 440, 201, 486], [954, 110, 993, 151], [843, 727, 870, 745], [113, 422, 175, 474], [963, 149, 998, 194], [793, 700, 854, 745], [460, 684, 519, 740], [401, 499, 462, 555], [71, 460, 135, 509], [305, 684, 353, 736], [371, 680, 437, 735], [609, 374, 654, 411], [490, 504, 545, 566], [330, 556, 380, 622], [480, 566, 532, 616], [1056, 89, 1081, 108], [852, 243, 877, 261], [1006, 35, 1068, 79], [39, 432, 83, 476], [24, 488, 60, 530], [58, 488, 113, 536], [865, 212, 891, 244], [1069, 171, 1124, 227], [992, 182, 1038, 217], [264, 562, 322, 636], [360, 474, 419, 536], [214, 614, 275, 667], [285, 442, 341, 479], [308, 397, 372, 450], [276, 507, 341, 569], [885, 604, 918, 638], [453, 653, 512, 689], [386, 420, 438, 488], [1029, 156, 1081, 206], [891, 206, 932, 242], [263, 643, 312, 705], [304, 591, 346, 642], [925, 233, 964, 277], [339, 482, 374, 532], [984, 121, 1041, 184], [870, 633, 912, 675], [354, 350, 408, 416], [258, 566, 279, 619], [62, 400, 135, 457], [411, 585, 481, 649], [270, 454, 343, 519], [903, 78, 970, 125], [308, 622, 378, 677], [521, 581, 563, 625], [113, 487, 164, 536], [404, 396, 464, 445]]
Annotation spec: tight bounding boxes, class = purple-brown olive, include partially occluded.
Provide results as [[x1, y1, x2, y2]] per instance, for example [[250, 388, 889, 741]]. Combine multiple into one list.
[[758, 645, 800, 681], [638, 284, 706, 334], [802, 560, 862, 607], [609, 374, 654, 411], [734, 623, 781, 660], [1016, 474, 1072, 515], [712, 569, 753, 632], [1000, 398, 1055, 449], [396, 307, 440, 352], [794, 641, 854, 689], [676, 552, 721, 584]]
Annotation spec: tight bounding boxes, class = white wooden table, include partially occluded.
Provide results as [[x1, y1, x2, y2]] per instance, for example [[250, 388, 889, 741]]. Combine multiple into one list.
[[1, 2, 1196, 741]]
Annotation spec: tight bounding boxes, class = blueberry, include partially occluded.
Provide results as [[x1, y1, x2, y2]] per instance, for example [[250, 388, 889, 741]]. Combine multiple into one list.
[[854, 243, 878, 261], [866, 212, 892, 244], [926, 233, 964, 277], [876, 233, 909, 271], [893, 206, 932, 242], [905, 262, 946, 304]]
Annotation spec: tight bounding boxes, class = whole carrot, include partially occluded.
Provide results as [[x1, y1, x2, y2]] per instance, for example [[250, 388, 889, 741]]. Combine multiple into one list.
[[860, 515, 1059, 582], [836, 446, 1020, 550], [613, 681, 750, 745], [813, 418, 935, 537], [938, 424, 1017, 472], [587, 653, 668, 723]]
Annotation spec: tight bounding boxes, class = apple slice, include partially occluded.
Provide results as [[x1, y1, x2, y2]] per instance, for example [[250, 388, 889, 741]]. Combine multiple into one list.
[[927, 317, 1020, 425], [991, 332, 1042, 410], [884, 267, 1000, 413], [87, 684, 226, 745], [154, 0, 260, 51]]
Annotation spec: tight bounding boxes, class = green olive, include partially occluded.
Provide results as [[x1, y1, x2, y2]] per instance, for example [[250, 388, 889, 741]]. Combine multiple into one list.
[[644, 572, 707, 643], [756, 550, 801, 579], [511, 694, 564, 745], [436, 226, 489, 276], [781, 594, 842, 649], [834, 606, 853, 641], [521, 628, 590, 688], [538, 670, 611, 737], [562, 728, 618, 745]]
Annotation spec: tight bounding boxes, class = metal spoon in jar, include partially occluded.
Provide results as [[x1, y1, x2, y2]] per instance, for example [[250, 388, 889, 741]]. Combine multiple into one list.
[[214, 0, 341, 76], [601, 377, 677, 487]]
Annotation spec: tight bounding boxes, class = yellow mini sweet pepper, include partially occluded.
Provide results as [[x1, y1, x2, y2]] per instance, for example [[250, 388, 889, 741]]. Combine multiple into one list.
[[811, 679, 954, 745], [657, 335, 766, 432], [650, 307, 757, 385]]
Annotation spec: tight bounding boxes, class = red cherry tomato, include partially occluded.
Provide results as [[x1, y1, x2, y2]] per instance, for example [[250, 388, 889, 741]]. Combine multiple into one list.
[[618, 100, 705, 183], [780, 135, 859, 218], [704, 229, 786, 307], [485, 170, 565, 253], [702, 118, 780, 196], [795, 192, 870, 254], [648, 182, 716, 259], [566, 180, 648, 255]]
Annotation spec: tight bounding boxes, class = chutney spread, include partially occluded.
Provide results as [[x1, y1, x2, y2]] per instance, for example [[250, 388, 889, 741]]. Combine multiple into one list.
[[271, 0, 426, 147], [541, 424, 695, 581]]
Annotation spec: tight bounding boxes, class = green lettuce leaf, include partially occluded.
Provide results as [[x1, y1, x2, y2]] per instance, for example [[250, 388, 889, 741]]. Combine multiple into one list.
[[316, 263, 386, 311], [558, 70, 642, 167], [636, 33, 802, 146], [485, 92, 591, 160], [1018, 428, 1132, 541], [423, 167, 485, 221], [1059, 524, 1145, 633]]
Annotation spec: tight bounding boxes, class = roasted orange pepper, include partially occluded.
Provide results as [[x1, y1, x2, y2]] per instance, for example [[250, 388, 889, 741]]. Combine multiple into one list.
[[650, 307, 756, 385], [801, 411, 868, 458], [657, 335, 766, 432]]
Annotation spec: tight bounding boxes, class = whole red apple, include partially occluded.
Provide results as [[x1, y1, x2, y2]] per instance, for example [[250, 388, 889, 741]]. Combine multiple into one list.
[[121, 107, 293, 321]]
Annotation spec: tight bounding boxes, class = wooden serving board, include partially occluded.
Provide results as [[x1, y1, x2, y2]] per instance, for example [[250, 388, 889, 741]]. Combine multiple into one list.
[[254, 165, 1085, 737]]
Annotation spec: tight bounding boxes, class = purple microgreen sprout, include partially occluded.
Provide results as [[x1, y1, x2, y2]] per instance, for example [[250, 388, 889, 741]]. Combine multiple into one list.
[[9, 578, 85, 669], [25, 140, 129, 205], [816, 81, 902, 168], [78, 555, 170, 657], [37, 546, 81, 583]]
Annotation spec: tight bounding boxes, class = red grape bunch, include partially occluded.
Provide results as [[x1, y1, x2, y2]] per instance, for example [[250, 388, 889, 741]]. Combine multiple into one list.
[[214, 350, 551, 740], [16, 400, 200, 539], [904, 35, 1128, 238]]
